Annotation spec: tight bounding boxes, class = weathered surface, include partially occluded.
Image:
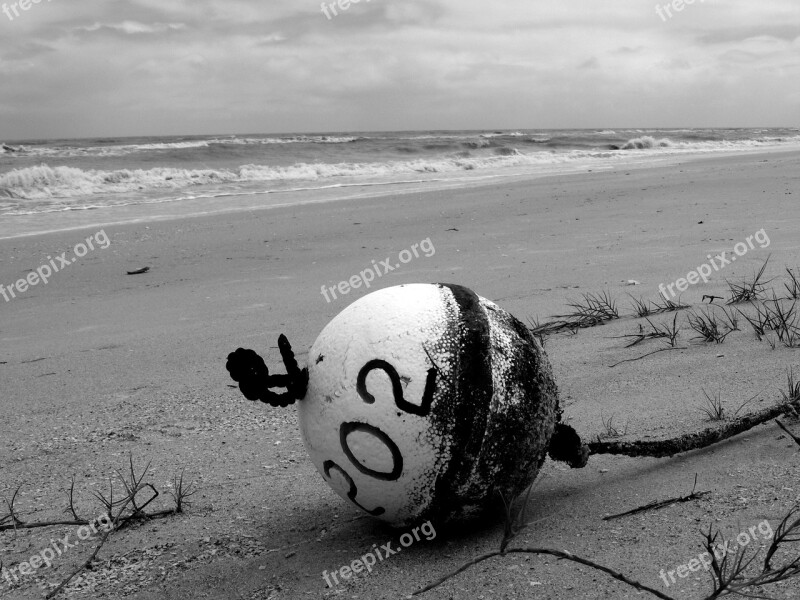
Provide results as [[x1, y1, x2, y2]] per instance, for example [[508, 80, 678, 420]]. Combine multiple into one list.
[[299, 283, 560, 526]]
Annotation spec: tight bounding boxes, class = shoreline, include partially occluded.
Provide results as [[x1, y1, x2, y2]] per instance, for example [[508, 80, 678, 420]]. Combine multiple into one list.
[[2, 145, 799, 241]]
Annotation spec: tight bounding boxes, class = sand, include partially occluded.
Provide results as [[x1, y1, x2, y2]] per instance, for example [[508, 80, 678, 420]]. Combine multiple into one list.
[[1, 149, 800, 599]]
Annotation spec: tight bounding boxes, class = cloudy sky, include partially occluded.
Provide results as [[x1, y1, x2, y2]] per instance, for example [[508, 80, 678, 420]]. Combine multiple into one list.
[[0, 0, 798, 140]]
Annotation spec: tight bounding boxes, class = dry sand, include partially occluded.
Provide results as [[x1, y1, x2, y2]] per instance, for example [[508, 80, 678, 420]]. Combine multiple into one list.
[[1, 149, 800, 599]]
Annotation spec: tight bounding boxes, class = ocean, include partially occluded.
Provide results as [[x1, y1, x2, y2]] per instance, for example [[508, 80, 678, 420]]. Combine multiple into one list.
[[1, 128, 798, 238]]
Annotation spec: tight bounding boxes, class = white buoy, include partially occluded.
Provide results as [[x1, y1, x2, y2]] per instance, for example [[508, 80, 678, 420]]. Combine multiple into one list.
[[298, 283, 560, 526]]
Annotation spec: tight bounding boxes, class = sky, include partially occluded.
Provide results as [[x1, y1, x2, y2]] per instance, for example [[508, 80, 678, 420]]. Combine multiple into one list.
[[0, 0, 798, 140]]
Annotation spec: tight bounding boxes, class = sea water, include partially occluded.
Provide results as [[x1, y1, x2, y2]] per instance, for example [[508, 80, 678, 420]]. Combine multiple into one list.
[[1, 128, 798, 238]]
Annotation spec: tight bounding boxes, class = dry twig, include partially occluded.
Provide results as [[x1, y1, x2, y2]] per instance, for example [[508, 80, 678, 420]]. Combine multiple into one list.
[[603, 475, 710, 521], [776, 419, 800, 447], [609, 346, 687, 368], [0, 455, 196, 598]]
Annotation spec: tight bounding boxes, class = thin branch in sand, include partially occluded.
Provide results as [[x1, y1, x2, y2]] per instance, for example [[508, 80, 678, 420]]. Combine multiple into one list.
[[412, 547, 675, 599], [45, 484, 144, 600], [169, 468, 198, 514], [776, 420, 800, 447], [66, 475, 83, 522], [0, 486, 90, 532], [113, 483, 160, 532], [1, 456, 197, 598], [609, 346, 687, 369], [1, 485, 23, 532], [700, 506, 800, 597], [603, 474, 710, 521], [763, 507, 800, 572], [115, 455, 151, 515]]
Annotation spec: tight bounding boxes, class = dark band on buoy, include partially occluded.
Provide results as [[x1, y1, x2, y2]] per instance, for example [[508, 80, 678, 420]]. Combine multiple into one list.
[[431, 283, 494, 508]]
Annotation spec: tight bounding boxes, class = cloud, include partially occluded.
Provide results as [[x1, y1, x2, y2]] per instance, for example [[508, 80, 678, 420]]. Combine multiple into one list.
[[78, 21, 187, 35], [698, 25, 800, 44], [0, 0, 797, 139]]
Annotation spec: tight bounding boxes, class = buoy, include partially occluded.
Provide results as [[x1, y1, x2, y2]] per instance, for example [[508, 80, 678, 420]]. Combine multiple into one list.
[[226, 283, 587, 527]]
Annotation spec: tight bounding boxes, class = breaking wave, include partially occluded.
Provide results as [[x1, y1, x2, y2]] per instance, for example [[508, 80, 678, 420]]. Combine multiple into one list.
[[0, 152, 580, 204], [621, 136, 673, 150]]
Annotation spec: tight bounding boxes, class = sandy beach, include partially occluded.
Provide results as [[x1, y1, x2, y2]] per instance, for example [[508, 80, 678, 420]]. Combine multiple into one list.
[[2, 149, 800, 599]]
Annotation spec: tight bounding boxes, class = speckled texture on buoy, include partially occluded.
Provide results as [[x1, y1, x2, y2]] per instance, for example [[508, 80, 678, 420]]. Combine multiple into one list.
[[299, 283, 560, 527]]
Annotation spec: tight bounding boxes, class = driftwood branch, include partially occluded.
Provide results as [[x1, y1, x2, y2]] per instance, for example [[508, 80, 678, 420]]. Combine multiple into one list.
[[589, 399, 800, 458]]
